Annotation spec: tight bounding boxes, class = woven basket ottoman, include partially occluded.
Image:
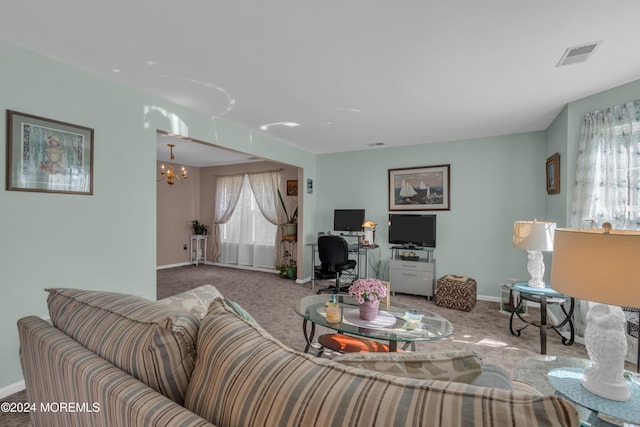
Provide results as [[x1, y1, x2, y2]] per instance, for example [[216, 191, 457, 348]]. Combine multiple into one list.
[[435, 275, 477, 312]]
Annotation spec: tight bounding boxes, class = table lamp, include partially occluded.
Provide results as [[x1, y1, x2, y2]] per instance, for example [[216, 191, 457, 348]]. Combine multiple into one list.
[[513, 220, 556, 288], [551, 225, 640, 401], [362, 221, 376, 246]]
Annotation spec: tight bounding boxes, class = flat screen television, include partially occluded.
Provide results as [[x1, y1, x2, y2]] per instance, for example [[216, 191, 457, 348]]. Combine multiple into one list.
[[333, 209, 365, 232], [388, 214, 436, 248]]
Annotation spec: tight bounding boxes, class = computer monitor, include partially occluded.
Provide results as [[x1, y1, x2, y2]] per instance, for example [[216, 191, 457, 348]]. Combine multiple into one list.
[[333, 209, 365, 232]]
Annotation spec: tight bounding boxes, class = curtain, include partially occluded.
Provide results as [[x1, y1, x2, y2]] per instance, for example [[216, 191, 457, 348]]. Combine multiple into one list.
[[211, 174, 244, 261], [218, 174, 278, 268], [569, 99, 640, 357], [247, 170, 282, 266], [570, 99, 640, 230]]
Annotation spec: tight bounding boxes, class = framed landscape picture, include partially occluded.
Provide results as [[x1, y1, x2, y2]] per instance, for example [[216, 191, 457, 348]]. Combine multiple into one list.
[[6, 110, 94, 195], [389, 164, 450, 211], [546, 153, 560, 194]]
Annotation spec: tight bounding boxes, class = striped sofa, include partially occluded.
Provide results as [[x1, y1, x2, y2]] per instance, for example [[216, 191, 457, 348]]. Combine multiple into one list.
[[17, 286, 579, 427]]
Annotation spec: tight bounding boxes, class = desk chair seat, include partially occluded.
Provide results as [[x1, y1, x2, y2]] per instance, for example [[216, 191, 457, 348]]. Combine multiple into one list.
[[316, 235, 356, 294]]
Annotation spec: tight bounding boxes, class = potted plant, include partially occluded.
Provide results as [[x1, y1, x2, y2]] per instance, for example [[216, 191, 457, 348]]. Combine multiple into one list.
[[276, 250, 297, 279], [348, 278, 388, 321], [278, 188, 298, 237], [191, 220, 208, 235]]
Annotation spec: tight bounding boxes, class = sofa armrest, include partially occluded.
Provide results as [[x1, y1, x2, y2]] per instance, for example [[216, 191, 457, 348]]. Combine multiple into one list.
[[18, 316, 214, 427]]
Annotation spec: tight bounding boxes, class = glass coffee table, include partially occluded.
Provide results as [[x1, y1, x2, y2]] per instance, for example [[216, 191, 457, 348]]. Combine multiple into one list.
[[294, 294, 453, 353]]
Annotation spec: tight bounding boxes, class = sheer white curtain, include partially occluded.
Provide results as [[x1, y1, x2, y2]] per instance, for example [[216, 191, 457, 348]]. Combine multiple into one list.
[[247, 170, 282, 266], [217, 172, 279, 268], [570, 99, 640, 230], [211, 174, 244, 261]]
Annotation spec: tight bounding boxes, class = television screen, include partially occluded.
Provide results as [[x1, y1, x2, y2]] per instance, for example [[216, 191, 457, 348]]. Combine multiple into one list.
[[333, 209, 365, 232], [388, 214, 436, 247]]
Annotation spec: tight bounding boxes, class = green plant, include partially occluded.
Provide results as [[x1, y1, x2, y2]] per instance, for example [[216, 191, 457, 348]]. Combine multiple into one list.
[[277, 188, 298, 224], [191, 220, 208, 235], [276, 250, 297, 279], [276, 259, 297, 279]]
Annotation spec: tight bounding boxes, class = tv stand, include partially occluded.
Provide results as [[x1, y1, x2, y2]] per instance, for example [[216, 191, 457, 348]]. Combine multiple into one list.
[[389, 247, 435, 299]]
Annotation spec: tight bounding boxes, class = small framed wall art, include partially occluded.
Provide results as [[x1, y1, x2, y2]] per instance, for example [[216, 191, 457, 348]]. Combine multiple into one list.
[[546, 153, 560, 194], [6, 110, 94, 195], [286, 179, 298, 196], [389, 164, 450, 211]]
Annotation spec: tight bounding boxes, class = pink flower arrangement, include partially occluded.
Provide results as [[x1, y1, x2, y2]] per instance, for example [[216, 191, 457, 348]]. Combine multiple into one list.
[[348, 278, 387, 304]]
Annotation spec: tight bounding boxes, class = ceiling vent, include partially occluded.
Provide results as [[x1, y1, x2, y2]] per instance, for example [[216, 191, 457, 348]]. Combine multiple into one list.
[[557, 41, 601, 67]]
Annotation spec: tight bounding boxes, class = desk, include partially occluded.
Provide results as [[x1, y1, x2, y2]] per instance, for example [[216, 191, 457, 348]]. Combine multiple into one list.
[[509, 283, 574, 354], [307, 241, 378, 291]]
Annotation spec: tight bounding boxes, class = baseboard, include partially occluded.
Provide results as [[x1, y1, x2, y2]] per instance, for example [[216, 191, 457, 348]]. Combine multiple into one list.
[[157, 262, 190, 270], [210, 262, 278, 274], [0, 380, 25, 399], [477, 295, 500, 303]]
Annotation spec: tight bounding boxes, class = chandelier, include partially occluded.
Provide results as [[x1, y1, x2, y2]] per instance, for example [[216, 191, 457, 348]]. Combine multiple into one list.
[[159, 143, 187, 185]]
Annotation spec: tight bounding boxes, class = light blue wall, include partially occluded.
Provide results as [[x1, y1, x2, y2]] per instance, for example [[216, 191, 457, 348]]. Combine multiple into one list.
[[545, 106, 570, 226], [2, 39, 639, 392], [316, 132, 549, 296], [0, 41, 315, 391]]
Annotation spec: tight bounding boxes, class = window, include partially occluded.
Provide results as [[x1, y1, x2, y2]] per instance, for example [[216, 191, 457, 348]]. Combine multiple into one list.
[[571, 99, 640, 230], [219, 175, 277, 267]]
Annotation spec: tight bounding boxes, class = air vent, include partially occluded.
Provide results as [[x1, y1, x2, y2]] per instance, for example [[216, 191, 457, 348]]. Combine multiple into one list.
[[557, 41, 601, 67]]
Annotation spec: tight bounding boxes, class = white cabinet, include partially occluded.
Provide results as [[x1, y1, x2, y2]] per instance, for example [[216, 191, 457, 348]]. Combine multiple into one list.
[[389, 248, 435, 298]]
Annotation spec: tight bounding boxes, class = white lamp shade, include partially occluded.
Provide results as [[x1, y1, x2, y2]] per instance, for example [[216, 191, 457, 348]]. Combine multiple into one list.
[[513, 220, 556, 251], [551, 228, 640, 307]]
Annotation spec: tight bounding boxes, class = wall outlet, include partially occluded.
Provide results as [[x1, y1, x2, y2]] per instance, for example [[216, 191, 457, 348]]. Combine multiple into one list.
[[183, 244, 188, 250]]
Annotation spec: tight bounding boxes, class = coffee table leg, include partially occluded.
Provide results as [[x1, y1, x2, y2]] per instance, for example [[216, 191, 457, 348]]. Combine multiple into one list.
[[302, 319, 316, 353], [389, 341, 398, 352]]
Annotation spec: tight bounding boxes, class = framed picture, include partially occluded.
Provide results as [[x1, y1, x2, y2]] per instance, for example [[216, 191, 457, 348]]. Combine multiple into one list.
[[389, 164, 450, 211], [6, 110, 94, 195], [286, 179, 298, 196], [546, 153, 560, 194]]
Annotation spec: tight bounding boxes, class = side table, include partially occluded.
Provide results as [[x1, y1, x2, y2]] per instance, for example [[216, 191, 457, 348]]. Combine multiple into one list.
[[509, 283, 574, 354], [515, 355, 638, 427], [190, 234, 207, 266]]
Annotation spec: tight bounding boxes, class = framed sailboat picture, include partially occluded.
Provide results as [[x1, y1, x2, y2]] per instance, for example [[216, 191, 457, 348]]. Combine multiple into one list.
[[389, 164, 450, 211]]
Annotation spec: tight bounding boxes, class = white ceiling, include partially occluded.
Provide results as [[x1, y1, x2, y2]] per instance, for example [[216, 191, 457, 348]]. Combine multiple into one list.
[[2, 1, 640, 166]]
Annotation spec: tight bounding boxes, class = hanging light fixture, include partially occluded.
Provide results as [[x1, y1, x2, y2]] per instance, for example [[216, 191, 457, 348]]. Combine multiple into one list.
[[159, 143, 187, 185]]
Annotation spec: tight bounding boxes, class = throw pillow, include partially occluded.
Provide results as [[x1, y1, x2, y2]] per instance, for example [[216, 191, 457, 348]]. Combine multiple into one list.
[[46, 288, 200, 405]]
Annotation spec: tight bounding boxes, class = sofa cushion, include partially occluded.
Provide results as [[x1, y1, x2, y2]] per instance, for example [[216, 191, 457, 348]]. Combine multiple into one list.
[[333, 350, 483, 383], [184, 298, 579, 427], [46, 288, 200, 405], [156, 284, 222, 318]]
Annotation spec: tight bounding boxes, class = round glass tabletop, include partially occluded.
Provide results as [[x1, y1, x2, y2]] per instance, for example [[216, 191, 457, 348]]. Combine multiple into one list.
[[294, 294, 453, 344]]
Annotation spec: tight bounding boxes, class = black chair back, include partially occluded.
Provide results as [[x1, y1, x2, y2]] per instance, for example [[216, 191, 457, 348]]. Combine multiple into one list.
[[318, 235, 349, 270]]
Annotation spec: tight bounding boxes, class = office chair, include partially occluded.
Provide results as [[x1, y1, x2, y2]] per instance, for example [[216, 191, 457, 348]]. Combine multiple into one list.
[[316, 235, 356, 294]]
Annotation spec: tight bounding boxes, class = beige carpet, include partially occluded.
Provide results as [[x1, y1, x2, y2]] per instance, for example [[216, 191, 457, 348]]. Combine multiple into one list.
[[2, 264, 612, 426], [157, 264, 594, 375]]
